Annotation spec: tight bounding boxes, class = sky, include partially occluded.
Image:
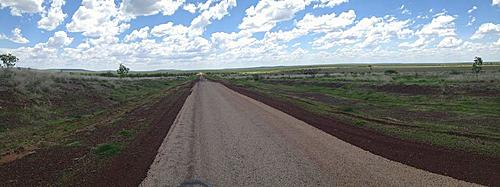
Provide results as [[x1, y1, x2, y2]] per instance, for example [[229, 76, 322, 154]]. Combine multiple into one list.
[[0, 0, 499, 71]]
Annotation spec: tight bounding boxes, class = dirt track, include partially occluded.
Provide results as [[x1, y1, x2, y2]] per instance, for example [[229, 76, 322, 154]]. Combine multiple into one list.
[[141, 80, 479, 186]]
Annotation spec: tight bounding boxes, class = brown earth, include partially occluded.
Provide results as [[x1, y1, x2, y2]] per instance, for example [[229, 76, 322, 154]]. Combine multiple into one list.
[[0, 81, 195, 186], [219, 80, 500, 186]]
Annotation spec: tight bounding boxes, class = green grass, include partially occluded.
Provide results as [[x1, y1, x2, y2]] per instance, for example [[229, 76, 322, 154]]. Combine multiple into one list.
[[117, 129, 134, 138], [212, 64, 500, 157], [0, 69, 194, 155], [94, 143, 122, 157]]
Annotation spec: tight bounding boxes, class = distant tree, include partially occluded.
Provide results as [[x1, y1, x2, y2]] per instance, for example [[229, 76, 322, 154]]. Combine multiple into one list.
[[117, 64, 130, 78], [368, 65, 373, 73], [252, 74, 261, 81], [472, 57, 483, 80], [384, 69, 398, 75], [304, 69, 319, 78], [0, 53, 18, 68]]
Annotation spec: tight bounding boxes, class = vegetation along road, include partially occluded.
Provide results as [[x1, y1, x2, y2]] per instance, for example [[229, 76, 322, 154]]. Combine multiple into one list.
[[140, 78, 477, 186]]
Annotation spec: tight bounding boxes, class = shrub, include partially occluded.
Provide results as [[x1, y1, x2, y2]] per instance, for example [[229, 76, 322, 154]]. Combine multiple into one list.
[[341, 107, 354, 112], [354, 120, 366, 126], [384, 69, 398, 75], [95, 143, 122, 157]]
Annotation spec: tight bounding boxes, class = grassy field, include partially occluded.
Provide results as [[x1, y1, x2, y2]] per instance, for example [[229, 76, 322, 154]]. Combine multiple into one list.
[[210, 63, 500, 157], [0, 68, 193, 161]]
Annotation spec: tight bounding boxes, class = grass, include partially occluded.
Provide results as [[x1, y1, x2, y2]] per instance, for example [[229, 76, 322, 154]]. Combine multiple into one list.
[[94, 143, 122, 157], [0, 69, 194, 155], [211, 63, 500, 157]]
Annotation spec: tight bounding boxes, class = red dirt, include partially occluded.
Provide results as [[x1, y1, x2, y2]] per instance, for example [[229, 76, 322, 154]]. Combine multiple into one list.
[[220, 81, 500, 186], [0, 81, 195, 186], [0, 147, 88, 186], [80, 81, 194, 186]]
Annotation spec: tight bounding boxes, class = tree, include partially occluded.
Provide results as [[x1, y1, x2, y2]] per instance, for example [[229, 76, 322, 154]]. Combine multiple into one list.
[[368, 65, 373, 73], [472, 57, 483, 80], [304, 69, 319, 78], [117, 64, 130, 78], [0, 53, 18, 68]]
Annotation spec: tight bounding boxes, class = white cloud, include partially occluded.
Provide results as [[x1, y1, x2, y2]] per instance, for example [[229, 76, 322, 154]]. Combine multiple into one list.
[[493, 0, 500, 6], [313, 0, 348, 8], [467, 6, 477, 14], [183, 3, 196, 13], [494, 39, 500, 46], [471, 23, 500, 39], [196, 0, 214, 11], [0, 0, 44, 16], [66, 0, 129, 37], [437, 36, 462, 48], [1, 28, 30, 44], [38, 0, 67, 31], [313, 15, 413, 49], [151, 22, 189, 37], [124, 26, 150, 42], [189, 0, 236, 35], [47, 31, 73, 47], [239, 0, 311, 33], [119, 0, 184, 18], [416, 14, 456, 37], [399, 37, 428, 48], [297, 10, 356, 33]]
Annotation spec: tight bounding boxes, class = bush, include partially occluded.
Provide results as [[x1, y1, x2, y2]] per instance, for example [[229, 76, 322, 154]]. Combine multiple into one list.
[[384, 69, 398, 75], [95, 143, 122, 157], [354, 120, 366, 126], [341, 107, 354, 112]]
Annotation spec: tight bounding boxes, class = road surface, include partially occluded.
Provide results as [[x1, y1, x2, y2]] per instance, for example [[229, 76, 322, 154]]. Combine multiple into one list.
[[141, 80, 477, 186]]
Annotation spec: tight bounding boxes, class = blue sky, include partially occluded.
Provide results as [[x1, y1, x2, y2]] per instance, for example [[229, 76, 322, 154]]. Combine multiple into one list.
[[0, 0, 499, 70]]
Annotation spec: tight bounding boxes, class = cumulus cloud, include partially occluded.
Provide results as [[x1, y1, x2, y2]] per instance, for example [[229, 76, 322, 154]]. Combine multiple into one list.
[[0, 28, 30, 44], [417, 14, 456, 37], [495, 39, 500, 46], [437, 36, 462, 48], [312, 15, 413, 49], [119, 0, 184, 18], [239, 0, 311, 33], [66, 0, 129, 37], [297, 10, 356, 33], [38, 0, 67, 31], [124, 26, 150, 42], [471, 23, 500, 39], [183, 3, 196, 13], [493, 0, 500, 6], [313, 0, 348, 8], [47, 31, 73, 47], [0, 0, 44, 16], [399, 37, 428, 48], [151, 22, 189, 37], [189, 0, 236, 35]]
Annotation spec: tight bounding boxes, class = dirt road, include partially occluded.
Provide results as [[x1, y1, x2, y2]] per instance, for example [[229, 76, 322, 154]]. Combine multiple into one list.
[[141, 80, 478, 186]]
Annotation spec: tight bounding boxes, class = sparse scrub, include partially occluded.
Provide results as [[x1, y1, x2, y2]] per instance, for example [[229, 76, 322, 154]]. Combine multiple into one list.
[[213, 62, 500, 157], [0, 69, 192, 155]]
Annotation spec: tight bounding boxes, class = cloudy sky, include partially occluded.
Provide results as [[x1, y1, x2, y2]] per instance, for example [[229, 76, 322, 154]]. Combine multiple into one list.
[[0, 0, 499, 70]]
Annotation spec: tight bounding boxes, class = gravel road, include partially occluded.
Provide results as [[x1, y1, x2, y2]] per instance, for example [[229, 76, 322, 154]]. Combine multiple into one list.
[[140, 80, 479, 187]]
